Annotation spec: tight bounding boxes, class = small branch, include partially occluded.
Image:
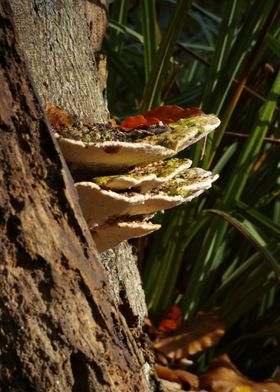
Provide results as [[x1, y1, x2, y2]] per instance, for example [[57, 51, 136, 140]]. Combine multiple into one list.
[[224, 131, 280, 144], [176, 42, 279, 109]]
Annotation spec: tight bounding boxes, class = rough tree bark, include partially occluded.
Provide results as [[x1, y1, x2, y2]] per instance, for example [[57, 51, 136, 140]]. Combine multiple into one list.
[[10, 0, 108, 123], [10, 0, 148, 326], [0, 2, 155, 391]]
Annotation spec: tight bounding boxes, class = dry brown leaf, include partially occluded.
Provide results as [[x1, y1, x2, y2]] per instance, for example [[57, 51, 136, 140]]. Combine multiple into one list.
[[155, 351, 169, 366], [46, 103, 73, 130], [155, 364, 181, 384], [199, 354, 280, 392], [173, 369, 199, 389], [153, 311, 225, 360], [159, 379, 184, 391]]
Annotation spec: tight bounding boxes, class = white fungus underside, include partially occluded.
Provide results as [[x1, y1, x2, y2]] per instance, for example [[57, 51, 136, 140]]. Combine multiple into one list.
[[92, 221, 161, 252]]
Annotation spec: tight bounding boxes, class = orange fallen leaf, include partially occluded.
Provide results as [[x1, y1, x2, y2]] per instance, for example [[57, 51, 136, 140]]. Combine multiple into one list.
[[109, 118, 117, 127], [46, 104, 73, 130], [156, 364, 199, 390], [173, 369, 199, 389], [253, 150, 269, 172], [143, 105, 184, 121], [176, 107, 203, 120], [120, 114, 148, 130], [155, 364, 181, 384], [119, 105, 204, 130], [143, 105, 203, 122], [199, 354, 280, 392], [158, 305, 182, 332], [154, 311, 225, 360]]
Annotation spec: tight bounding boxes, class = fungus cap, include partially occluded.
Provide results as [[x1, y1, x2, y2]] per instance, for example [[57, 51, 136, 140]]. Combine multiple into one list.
[[55, 114, 220, 172], [92, 221, 161, 252], [75, 169, 218, 227], [94, 158, 192, 192]]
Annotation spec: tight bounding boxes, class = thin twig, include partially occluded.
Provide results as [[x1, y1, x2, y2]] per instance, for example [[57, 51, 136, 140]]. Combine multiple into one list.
[[176, 42, 278, 108], [224, 131, 280, 144]]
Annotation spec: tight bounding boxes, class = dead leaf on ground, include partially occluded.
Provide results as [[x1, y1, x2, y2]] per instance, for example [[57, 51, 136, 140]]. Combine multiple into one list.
[[199, 354, 280, 392], [46, 103, 73, 130], [153, 311, 225, 360], [159, 378, 184, 391], [156, 364, 199, 390], [158, 305, 182, 332], [120, 105, 204, 130], [155, 364, 181, 384], [173, 369, 199, 390]]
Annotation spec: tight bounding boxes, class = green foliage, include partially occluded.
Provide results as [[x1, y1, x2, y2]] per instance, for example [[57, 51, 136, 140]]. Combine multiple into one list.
[[106, 0, 280, 378]]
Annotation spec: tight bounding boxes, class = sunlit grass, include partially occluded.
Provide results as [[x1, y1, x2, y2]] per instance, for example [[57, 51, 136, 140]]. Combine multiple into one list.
[[106, 0, 280, 378]]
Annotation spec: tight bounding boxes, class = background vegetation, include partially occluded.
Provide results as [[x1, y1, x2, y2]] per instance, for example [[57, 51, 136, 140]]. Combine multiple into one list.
[[105, 0, 280, 379]]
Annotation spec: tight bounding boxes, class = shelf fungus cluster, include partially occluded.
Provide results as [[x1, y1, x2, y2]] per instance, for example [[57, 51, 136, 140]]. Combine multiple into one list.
[[49, 104, 220, 252]]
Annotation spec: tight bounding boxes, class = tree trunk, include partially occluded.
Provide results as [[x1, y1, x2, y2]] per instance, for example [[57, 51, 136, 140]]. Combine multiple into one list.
[[10, 0, 108, 123], [0, 2, 155, 391], [10, 0, 148, 326]]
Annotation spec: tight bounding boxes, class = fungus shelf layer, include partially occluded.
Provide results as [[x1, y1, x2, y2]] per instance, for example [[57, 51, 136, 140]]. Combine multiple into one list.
[[55, 114, 220, 173], [49, 105, 220, 251]]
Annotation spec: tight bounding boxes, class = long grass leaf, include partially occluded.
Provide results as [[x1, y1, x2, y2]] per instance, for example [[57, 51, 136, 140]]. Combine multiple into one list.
[[205, 209, 280, 277], [208, 0, 280, 166], [108, 0, 130, 52], [266, 33, 280, 58], [223, 68, 280, 203], [141, 0, 192, 111], [236, 201, 280, 240], [141, 0, 159, 81], [202, 0, 240, 106], [109, 20, 144, 44]]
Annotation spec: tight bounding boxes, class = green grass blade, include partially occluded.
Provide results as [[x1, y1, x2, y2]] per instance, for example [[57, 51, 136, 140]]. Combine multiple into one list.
[[204, 1, 276, 116], [236, 201, 280, 241], [107, 0, 130, 107], [108, 20, 144, 44], [223, 68, 280, 204], [212, 142, 237, 174], [105, 46, 143, 96], [206, 209, 280, 277], [266, 33, 280, 58], [208, 0, 280, 166], [108, 0, 130, 52], [141, 0, 192, 111], [140, 0, 159, 81], [202, 0, 241, 107]]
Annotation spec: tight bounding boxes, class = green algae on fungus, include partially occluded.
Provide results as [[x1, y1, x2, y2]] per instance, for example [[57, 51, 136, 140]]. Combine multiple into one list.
[[55, 135, 175, 173], [141, 114, 220, 151], [158, 169, 219, 198], [54, 114, 220, 172], [55, 114, 219, 149], [56, 122, 170, 143], [56, 123, 127, 142], [93, 157, 192, 191], [75, 168, 218, 227]]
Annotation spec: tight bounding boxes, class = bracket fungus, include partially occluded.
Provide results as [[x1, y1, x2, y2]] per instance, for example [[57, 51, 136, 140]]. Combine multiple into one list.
[[48, 104, 220, 251], [75, 167, 218, 228], [55, 114, 220, 173], [92, 220, 161, 253], [93, 158, 193, 192]]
